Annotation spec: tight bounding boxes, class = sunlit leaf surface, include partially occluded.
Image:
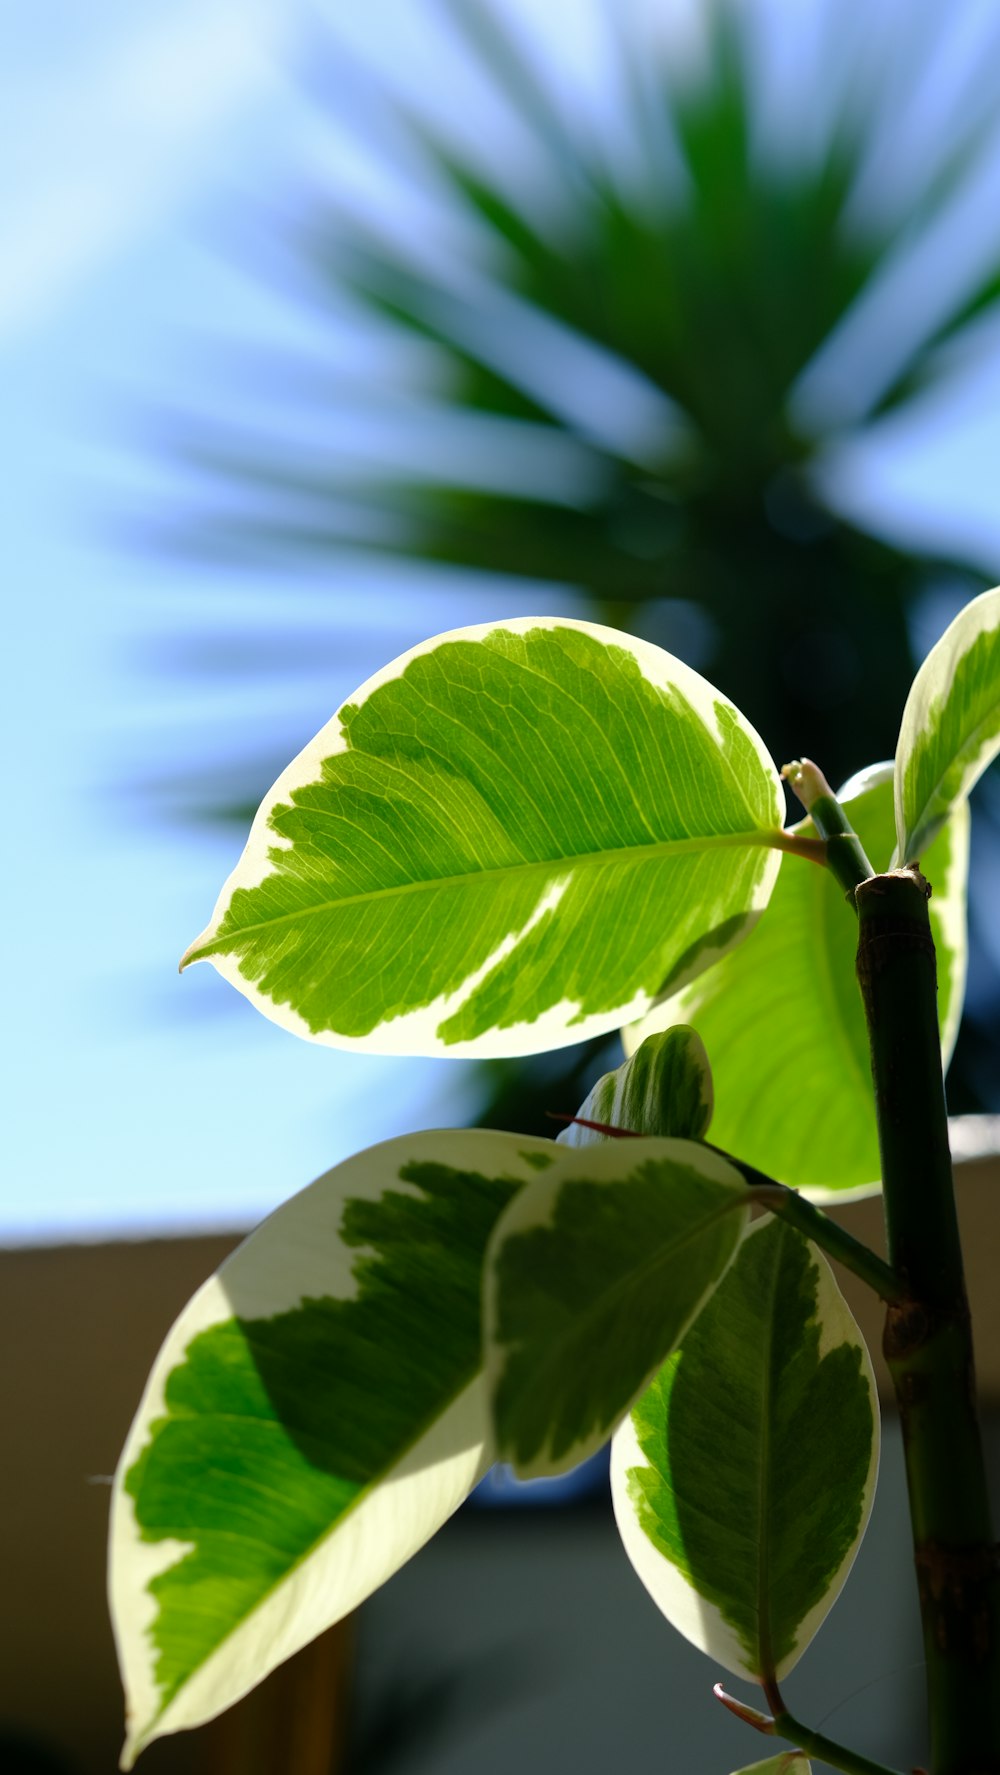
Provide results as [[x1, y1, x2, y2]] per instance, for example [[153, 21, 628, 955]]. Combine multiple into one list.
[[111, 1128, 550, 1764], [182, 620, 783, 1057]]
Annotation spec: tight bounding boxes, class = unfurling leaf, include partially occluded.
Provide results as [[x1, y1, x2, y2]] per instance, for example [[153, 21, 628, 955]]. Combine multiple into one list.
[[556, 1025, 713, 1146], [182, 619, 784, 1057], [611, 1217, 879, 1682], [485, 1138, 748, 1478], [895, 583, 1000, 862], [110, 1129, 550, 1766], [625, 766, 967, 1199]]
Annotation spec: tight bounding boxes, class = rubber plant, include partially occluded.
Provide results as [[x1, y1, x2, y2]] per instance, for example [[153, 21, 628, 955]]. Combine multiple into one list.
[[110, 588, 1000, 1773]]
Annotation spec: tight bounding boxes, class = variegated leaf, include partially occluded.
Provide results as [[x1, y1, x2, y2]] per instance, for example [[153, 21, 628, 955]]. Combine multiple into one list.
[[182, 619, 784, 1057]]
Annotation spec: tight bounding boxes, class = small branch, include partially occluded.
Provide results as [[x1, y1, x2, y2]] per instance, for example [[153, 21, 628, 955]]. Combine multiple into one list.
[[769, 829, 830, 867], [781, 760, 875, 895], [708, 1147, 905, 1304], [715, 1681, 905, 1775], [770, 1704, 907, 1775]]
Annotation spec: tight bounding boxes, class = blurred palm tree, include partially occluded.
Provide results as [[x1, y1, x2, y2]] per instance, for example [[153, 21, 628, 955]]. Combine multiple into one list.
[[142, 0, 1000, 1116]]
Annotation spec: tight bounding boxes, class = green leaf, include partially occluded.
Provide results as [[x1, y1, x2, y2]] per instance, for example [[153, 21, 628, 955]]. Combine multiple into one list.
[[612, 1217, 879, 1682], [625, 765, 968, 1200], [110, 1129, 549, 1766], [556, 1025, 713, 1146], [182, 620, 784, 1058], [895, 585, 1000, 861], [485, 1137, 749, 1478]]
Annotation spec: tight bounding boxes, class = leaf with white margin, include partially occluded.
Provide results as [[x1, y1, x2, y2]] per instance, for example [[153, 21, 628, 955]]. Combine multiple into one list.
[[896, 584, 1000, 862], [110, 1129, 554, 1767], [485, 1137, 748, 1478], [556, 1025, 713, 1146], [181, 619, 784, 1058], [625, 766, 968, 1202], [733, 1757, 811, 1775], [612, 1217, 879, 1683]]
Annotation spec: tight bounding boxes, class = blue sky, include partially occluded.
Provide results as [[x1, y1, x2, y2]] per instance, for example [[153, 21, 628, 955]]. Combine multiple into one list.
[[6, 0, 1000, 1242], [3, 1, 481, 1242]]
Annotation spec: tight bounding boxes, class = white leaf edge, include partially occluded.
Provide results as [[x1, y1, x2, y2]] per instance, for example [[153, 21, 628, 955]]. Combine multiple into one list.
[[110, 1128, 550, 1767], [610, 1218, 881, 1682], [895, 584, 1000, 862], [180, 615, 783, 1059], [731, 1756, 811, 1775], [484, 1136, 749, 1480]]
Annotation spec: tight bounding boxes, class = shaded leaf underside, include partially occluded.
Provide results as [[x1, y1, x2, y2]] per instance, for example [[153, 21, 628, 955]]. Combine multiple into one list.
[[488, 1140, 747, 1475], [621, 1217, 876, 1678]]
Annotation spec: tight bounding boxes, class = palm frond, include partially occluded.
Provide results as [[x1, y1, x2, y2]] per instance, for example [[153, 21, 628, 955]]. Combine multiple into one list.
[[130, 0, 1000, 1114]]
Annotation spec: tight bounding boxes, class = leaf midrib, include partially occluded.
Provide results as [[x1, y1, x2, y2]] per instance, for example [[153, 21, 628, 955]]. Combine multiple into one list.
[[754, 1231, 783, 1682], [192, 826, 780, 958]]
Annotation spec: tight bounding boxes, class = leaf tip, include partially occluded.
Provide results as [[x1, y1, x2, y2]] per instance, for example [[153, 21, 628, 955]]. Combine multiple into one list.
[[178, 929, 210, 973]]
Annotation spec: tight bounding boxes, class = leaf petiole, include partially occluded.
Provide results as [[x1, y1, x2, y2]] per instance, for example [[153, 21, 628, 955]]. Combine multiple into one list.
[[760, 1679, 907, 1775], [713, 1149, 905, 1303]]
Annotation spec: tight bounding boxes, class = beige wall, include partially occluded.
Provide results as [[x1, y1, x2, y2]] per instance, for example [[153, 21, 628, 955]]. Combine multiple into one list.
[[1, 1231, 349, 1775]]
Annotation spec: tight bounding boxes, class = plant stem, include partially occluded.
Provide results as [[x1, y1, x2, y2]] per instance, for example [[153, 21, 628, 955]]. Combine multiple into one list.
[[781, 759, 875, 894], [716, 1681, 906, 1775], [855, 869, 1000, 1775], [770, 1702, 905, 1775], [711, 1147, 904, 1300]]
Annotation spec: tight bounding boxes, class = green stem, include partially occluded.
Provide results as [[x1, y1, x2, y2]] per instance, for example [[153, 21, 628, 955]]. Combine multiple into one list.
[[781, 759, 875, 895], [855, 869, 1000, 1774], [770, 1703, 905, 1775], [735, 1164, 898, 1306], [716, 1681, 905, 1775], [713, 1150, 904, 1302]]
